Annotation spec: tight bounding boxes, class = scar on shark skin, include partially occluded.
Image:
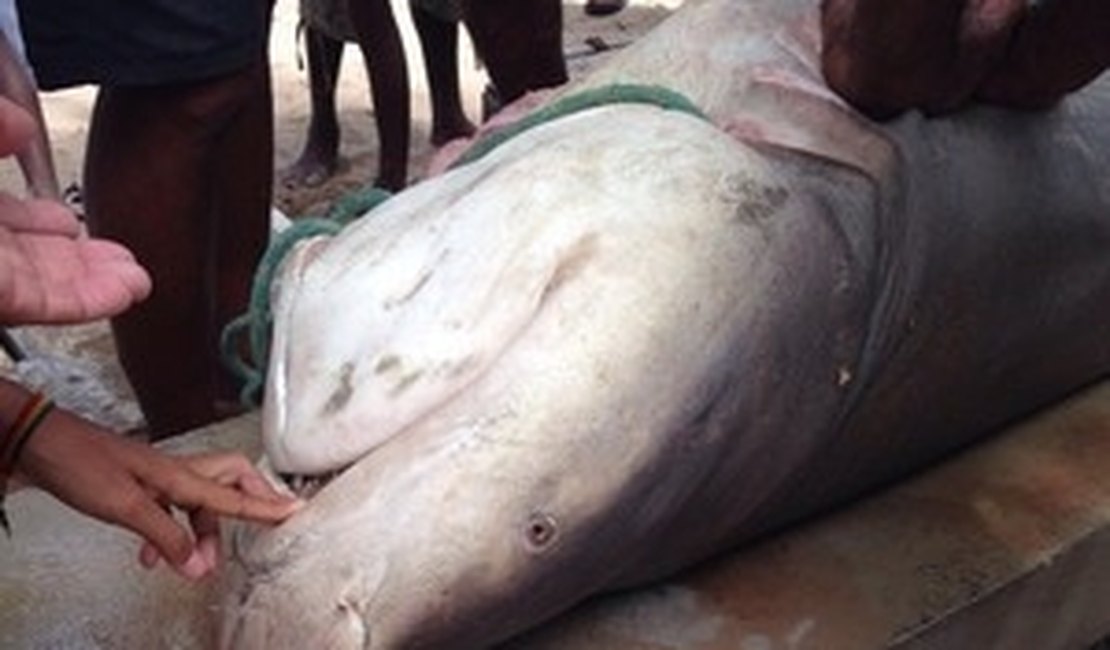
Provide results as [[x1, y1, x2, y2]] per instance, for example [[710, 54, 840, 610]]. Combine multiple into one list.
[[726, 174, 789, 224], [375, 354, 401, 374], [383, 267, 435, 310], [539, 234, 600, 307], [371, 353, 426, 397], [322, 362, 356, 415], [389, 370, 425, 397]]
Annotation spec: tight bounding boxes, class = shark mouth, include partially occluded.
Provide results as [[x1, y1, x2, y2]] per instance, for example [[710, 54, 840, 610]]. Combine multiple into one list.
[[278, 467, 349, 499]]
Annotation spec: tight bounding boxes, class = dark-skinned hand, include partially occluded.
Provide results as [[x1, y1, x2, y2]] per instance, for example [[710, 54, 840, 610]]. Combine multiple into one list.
[[821, 0, 1110, 119]]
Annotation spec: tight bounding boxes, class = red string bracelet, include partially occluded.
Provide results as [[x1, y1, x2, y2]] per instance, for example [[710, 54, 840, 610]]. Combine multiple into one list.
[[0, 391, 55, 535]]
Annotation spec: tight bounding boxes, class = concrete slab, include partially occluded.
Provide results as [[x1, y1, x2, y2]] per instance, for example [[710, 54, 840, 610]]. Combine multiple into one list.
[[1, 382, 1108, 649], [0, 416, 258, 649]]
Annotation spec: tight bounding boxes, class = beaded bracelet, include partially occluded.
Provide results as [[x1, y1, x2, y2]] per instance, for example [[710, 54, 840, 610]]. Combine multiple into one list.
[[0, 391, 55, 535]]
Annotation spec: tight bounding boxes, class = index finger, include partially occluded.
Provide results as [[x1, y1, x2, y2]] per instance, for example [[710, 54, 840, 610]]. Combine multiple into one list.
[[162, 470, 303, 524], [183, 452, 291, 501]]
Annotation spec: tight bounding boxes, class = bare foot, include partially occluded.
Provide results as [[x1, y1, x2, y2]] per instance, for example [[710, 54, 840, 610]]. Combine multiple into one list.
[[373, 168, 408, 192], [280, 147, 340, 189], [430, 115, 477, 147], [280, 118, 341, 188]]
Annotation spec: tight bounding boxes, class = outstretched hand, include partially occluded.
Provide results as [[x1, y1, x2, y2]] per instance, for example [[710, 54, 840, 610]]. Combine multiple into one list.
[[0, 96, 151, 325], [13, 404, 302, 580], [0, 198, 153, 325]]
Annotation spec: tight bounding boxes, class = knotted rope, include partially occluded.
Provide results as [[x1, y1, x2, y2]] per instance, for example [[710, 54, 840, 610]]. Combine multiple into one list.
[[221, 83, 707, 407], [220, 187, 392, 406]]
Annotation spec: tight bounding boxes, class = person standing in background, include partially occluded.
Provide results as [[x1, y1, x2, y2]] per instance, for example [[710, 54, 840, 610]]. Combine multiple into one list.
[[285, 0, 569, 190], [16, 0, 276, 439], [282, 0, 476, 191], [462, 0, 568, 114]]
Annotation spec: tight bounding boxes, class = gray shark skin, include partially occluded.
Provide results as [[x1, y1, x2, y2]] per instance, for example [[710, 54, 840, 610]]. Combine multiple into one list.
[[221, 0, 1110, 647]]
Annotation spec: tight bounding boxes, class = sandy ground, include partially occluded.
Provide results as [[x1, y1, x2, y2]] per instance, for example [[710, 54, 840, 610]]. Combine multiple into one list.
[[0, 0, 682, 430]]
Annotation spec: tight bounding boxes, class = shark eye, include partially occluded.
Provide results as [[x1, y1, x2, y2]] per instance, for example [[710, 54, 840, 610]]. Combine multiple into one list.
[[525, 512, 559, 551]]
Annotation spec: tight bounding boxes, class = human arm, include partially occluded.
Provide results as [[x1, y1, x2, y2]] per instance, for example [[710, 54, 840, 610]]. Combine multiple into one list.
[[0, 30, 60, 199], [0, 378, 301, 579]]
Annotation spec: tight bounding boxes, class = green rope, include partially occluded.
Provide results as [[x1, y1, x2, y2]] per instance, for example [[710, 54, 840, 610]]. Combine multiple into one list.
[[449, 83, 708, 169], [222, 83, 705, 408], [324, 186, 394, 226], [220, 188, 393, 407]]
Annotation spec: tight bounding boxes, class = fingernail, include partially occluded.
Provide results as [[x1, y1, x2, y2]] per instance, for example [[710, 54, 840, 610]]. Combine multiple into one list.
[[277, 496, 305, 512], [139, 545, 160, 569], [200, 538, 219, 567], [179, 550, 208, 580]]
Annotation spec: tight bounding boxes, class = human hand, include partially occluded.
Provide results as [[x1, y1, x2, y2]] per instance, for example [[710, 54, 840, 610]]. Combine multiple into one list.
[[14, 407, 302, 580], [0, 198, 153, 325], [0, 98, 151, 325], [977, 0, 1110, 108], [820, 0, 1026, 119]]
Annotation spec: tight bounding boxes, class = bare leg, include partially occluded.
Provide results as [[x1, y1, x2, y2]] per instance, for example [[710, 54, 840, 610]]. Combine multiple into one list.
[[281, 25, 343, 188], [462, 0, 568, 104], [83, 60, 272, 439], [348, 0, 410, 190], [411, 5, 475, 145]]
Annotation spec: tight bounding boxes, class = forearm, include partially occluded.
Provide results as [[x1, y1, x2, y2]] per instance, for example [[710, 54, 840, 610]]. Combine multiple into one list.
[[0, 34, 60, 200], [0, 377, 35, 426], [0, 377, 56, 493]]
